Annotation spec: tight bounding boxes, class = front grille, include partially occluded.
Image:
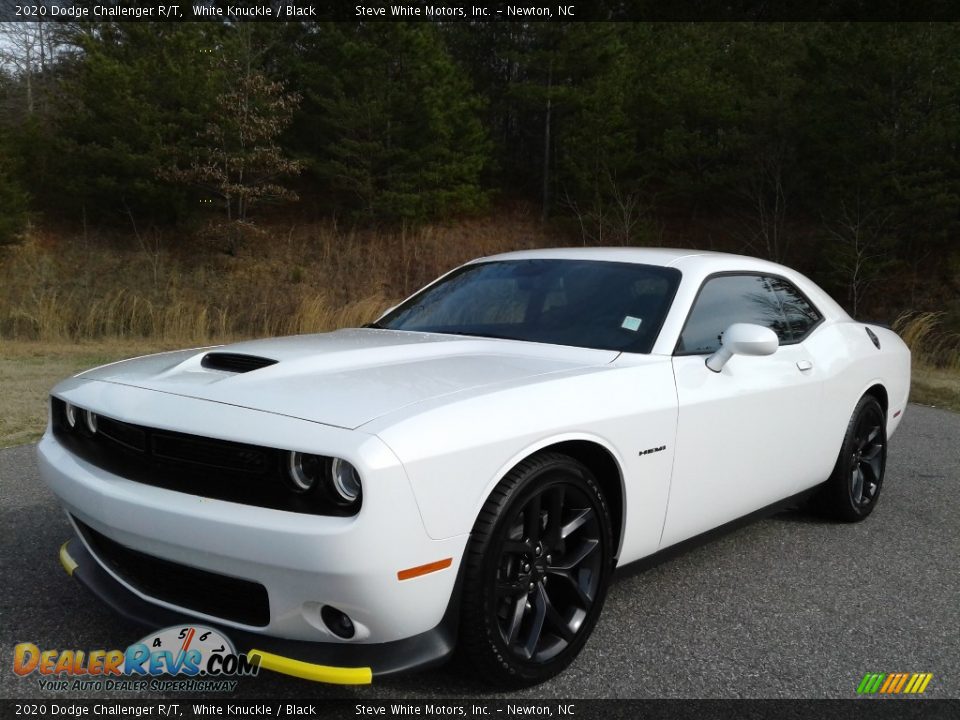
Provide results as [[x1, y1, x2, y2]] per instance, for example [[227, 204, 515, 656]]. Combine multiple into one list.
[[151, 433, 271, 474], [201, 352, 277, 373], [98, 416, 147, 452], [50, 398, 357, 517], [75, 517, 270, 627]]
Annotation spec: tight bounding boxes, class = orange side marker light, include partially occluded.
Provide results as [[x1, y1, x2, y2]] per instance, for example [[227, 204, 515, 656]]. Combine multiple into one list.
[[397, 558, 453, 581]]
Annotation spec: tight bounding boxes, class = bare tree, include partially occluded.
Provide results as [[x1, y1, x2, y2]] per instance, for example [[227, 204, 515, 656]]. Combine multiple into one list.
[[541, 59, 552, 223], [825, 199, 894, 317], [738, 147, 790, 263], [563, 168, 657, 247], [0, 19, 64, 118]]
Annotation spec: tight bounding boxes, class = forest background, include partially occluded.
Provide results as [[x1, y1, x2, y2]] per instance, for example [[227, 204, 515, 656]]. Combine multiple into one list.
[[1, 20, 958, 443]]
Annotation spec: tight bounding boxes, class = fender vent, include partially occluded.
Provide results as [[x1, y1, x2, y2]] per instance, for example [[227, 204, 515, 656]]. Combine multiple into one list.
[[865, 327, 881, 350], [201, 352, 277, 373]]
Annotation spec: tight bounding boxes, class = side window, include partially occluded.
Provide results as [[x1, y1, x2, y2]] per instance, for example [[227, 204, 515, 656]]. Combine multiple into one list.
[[768, 277, 822, 340], [677, 275, 792, 354]]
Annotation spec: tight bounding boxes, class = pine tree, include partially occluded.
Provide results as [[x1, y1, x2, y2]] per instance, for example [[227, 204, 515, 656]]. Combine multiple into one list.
[[289, 23, 489, 221]]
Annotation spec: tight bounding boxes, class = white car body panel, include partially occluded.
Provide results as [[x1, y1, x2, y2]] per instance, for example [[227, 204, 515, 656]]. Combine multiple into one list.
[[664, 343, 826, 546], [365, 353, 677, 558], [38, 247, 911, 662], [78, 330, 617, 430]]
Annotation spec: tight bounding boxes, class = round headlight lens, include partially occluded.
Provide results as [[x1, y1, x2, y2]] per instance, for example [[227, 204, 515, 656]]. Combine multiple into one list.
[[65, 403, 78, 429], [84, 410, 98, 434], [330, 458, 362, 503], [287, 451, 322, 493]]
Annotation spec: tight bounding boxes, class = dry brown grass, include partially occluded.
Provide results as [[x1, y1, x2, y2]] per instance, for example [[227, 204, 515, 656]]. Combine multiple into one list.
[[0, 214, 554, 344], [892, 311, 960, 412], [2, 219, 958, 448], [893, 311, 960, 371], [0, 213, 559, 445]]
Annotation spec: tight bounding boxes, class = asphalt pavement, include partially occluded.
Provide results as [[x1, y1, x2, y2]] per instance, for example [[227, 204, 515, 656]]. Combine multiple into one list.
[[1, 403, 957, 699]]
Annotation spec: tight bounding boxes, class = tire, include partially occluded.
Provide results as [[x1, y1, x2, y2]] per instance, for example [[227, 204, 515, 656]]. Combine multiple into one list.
[[816, 395, 887, 522], [459, 452, 614, 687]]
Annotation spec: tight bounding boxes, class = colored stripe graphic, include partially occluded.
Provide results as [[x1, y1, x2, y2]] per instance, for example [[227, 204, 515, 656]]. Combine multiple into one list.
[[879, 674, 897, 693], [893, 673, 909, 693], [857, 673, 886, 694], [857, 672, 932, 694], [908, 673, 933, 694]]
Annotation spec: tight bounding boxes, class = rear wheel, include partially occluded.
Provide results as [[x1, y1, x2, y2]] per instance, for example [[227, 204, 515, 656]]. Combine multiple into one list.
[[459, 452, 614, 686], [816, 395, 887, 522]]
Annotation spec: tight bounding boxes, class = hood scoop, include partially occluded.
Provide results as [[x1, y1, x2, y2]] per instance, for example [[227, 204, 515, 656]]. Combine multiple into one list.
[[200, 352, 278, 374]]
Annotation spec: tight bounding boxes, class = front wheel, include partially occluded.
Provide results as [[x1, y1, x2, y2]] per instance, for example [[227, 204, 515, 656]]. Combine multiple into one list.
[[459, 452, 614, 687], [816, 394, 887, 522]]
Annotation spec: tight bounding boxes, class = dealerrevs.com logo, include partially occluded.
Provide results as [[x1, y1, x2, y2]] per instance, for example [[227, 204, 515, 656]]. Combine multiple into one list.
[[14, 625, 259, 692]]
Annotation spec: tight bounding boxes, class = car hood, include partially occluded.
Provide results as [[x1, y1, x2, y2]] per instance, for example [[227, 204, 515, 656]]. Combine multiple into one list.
[[76, 329, 619, 429]]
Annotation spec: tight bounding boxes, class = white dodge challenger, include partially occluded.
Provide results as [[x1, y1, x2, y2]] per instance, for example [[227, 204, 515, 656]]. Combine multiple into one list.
[[40, 248, 910, 686]]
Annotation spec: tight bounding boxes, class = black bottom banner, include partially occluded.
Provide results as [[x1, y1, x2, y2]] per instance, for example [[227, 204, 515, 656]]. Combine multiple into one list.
[[2, 700, 959, 720]]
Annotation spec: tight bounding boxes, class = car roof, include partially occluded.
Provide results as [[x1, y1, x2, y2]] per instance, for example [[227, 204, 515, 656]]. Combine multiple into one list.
[[479, 246, 782, 274]]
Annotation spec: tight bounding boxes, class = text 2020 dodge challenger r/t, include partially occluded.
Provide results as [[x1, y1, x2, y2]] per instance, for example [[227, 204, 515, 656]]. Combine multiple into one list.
[[39, 248, 910, 686]]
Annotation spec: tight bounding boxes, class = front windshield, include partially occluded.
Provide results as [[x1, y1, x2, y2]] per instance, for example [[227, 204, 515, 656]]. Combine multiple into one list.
[[379, 259, 681, 353]]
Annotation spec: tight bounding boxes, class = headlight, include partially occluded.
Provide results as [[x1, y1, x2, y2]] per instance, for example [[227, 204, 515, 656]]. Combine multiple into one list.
[[65, 403, 78, 429], [287, 451, 323, 493], [83, 410, 98, 434], [286, 452, 362, 511], [330, 458, 362, 503]]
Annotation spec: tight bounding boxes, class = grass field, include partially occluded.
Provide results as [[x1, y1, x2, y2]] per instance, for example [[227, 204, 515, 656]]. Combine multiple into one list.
[[0, 340, 186, 447], [910, 365, 960, 413]]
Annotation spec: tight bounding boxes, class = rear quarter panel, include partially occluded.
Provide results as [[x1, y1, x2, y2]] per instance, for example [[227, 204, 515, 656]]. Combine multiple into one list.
[[804, 321, 911, 478]]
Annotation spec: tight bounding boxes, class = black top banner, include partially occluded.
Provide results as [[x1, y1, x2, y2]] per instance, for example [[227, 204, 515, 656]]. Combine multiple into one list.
[[2, 0, 960, 22], [2, 700, 960, 720]]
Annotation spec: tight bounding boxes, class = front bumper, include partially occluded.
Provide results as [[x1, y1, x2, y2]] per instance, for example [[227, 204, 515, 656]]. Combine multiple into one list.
[[58, 539, 460, 683], [37, 375, 472, 639], [38, 381, 470, 679]]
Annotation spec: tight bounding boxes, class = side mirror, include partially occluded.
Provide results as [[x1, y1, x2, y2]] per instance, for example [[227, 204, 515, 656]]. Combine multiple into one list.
[[705, 323, 778, 373]]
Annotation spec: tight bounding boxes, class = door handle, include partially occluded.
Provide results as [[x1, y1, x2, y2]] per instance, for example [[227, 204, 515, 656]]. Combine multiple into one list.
[[797, 360, 813, 372]]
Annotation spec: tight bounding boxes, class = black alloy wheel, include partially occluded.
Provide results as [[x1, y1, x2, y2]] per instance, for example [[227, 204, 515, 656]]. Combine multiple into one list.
[[850, 406, 885, 509], [459, 452, 613, 686], [817, 394, 887, 522]]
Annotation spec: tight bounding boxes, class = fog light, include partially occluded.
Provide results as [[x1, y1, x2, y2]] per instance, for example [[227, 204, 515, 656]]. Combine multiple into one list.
[[321, 605, 355, 639], [83, 410, 98, 434]]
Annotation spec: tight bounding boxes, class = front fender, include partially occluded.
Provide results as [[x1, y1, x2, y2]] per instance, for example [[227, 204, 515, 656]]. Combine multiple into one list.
[[369, 359, 678, 563]]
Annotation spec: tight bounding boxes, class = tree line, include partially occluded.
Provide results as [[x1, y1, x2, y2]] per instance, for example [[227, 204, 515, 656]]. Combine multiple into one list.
[[1, 21, 958, 316]]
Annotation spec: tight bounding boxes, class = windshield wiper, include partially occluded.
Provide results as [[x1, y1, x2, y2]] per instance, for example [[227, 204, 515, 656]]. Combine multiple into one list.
[[361, 321, 385, 329]]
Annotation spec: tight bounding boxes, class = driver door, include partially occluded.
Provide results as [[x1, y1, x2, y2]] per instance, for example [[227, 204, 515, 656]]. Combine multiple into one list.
[[660, 273, 824, 548]]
